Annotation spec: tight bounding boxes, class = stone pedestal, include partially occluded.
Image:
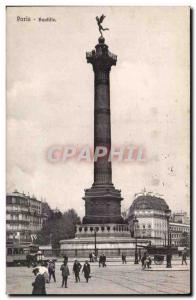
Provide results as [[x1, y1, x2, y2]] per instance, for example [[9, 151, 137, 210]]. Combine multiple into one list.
[[59, 233, 158, 258]]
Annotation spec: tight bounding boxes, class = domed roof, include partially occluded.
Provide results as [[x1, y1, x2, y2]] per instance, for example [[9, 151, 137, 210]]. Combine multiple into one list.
[[129, 195, 169, 214]]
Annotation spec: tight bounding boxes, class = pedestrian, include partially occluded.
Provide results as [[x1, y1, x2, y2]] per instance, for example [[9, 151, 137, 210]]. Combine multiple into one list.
[[60, 261, 70, 288], [48, 259, 56, 283], [26, 254, 32, 268], [32, 267, 46, 295], [166, 252, 172, 268], [94, 251, 98, 262], [99, 254, 103, 267], [141, 252, 147, 270], [39, 264, 49, 283], [102, 253, 107, 267], [146, 255, 152, 268], [89, 252, 93, 262], [182, 248, 187, 265], [82, 260, 91, 282], [73, 259, 82, 283], [63, 254, 68, 264], [138, 249, 142, 261], [122, 252, 127, 264], [92, 252, 95, 262]]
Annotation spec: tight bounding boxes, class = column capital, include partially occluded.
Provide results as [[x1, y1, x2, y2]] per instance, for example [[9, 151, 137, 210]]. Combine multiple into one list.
[[86, 37, 117, 72]]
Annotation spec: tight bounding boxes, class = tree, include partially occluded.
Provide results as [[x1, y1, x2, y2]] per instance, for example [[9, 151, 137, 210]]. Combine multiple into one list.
[[37, 208, 81, 248], [63, 209, 81, 225]]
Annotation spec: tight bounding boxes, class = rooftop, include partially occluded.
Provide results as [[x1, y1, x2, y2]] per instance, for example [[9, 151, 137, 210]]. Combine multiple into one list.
[[129, 194, 169, 213]]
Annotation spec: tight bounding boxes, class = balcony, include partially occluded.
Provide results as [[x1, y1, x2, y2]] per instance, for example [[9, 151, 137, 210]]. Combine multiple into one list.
[[6, 219, 29, 224]]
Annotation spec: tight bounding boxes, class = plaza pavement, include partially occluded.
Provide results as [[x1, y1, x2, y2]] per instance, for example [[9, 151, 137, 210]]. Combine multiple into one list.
[[6, 259, 190, 295]]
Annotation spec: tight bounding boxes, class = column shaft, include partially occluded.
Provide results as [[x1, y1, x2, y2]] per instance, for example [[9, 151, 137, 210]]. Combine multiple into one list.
[[94, 69, 112, 185]]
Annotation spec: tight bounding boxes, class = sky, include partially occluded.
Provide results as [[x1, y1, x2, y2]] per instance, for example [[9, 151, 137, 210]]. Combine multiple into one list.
[[6, 6, 190, 217]]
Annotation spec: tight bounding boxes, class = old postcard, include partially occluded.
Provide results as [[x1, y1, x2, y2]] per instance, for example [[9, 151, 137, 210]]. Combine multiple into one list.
[[6, 6, 191, 295]]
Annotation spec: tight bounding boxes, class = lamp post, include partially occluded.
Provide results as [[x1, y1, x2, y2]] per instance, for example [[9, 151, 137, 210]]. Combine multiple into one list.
[[133, 216, 139, 264], [165, 209, 171, 246], [169, 232, 172, 246], [50, 233, 52, 246], [94, 228, 97, 256], [165, 209, 172, 268], [164, 232, 166, 246]]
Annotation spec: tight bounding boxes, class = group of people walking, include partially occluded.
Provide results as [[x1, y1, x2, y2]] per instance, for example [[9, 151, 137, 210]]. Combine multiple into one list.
[[32, 248, 189, 294], [121, 251, 151, 269], [31, 256, 91, 295], [89, 251, 107, 267]]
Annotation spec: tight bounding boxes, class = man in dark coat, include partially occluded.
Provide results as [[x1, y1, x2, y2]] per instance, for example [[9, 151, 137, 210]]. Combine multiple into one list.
[[63, 255, 68, 264], [48, 260, 56, 282], [82, 260, 91, 282], [60, 262, 70, 288], [73, 259, 82, 282], [102, 253, 106, 267], [141, 252, 147, 269], [182, 248, 187, 265], [89, 252, 93, 262], [122, 253, 127, 264], [99, 254, 103, 267], [32, 267, 46, 295]]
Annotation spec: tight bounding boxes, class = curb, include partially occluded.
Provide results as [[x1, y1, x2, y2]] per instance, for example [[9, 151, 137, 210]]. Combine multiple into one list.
[[144, 268, 190, 272]]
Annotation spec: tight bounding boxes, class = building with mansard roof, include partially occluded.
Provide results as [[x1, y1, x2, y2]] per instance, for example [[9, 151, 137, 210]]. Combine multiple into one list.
[[128, 193, 171, 245]]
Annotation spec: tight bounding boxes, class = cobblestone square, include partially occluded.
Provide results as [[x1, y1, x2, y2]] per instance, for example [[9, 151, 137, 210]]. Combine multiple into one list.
[[6, 259, 190, 295]]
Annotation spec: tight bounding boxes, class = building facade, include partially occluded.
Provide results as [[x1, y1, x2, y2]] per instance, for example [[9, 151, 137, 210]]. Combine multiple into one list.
[[128, 193, 171, 245], [170, 222, 190, 247], [170, 211, 190, 225], [6, 191, 43, 244]]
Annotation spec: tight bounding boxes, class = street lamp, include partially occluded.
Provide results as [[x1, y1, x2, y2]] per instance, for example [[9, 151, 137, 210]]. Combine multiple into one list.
[[50, 233, 52, 246], [165, 209, 172, 268], [133, 216, 139, 264], [165, 209, 171, 246], [94, 228, 97, 256]]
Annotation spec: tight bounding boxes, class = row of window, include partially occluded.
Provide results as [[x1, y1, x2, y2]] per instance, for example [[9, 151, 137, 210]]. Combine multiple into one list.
[[135, 223, 167, 229], [172, 233, 182, 238], [7, 224, 42, 230], [7, 224, 30, 230], [7, 205, 41, 214], [173, 241, 186, 246], [7, 215, 42, 224], [136, 224, 152, 229], [170, 226, 189, 233], [7, 205, 29, 212], [7, 197, 42, 212], [7, 214, 29, 221], [135, 211, 166, 216]]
